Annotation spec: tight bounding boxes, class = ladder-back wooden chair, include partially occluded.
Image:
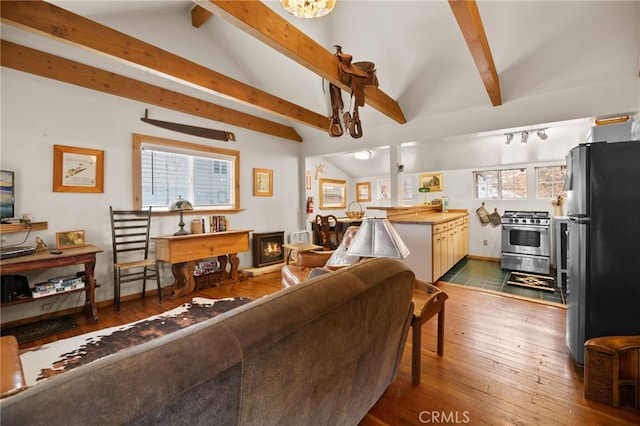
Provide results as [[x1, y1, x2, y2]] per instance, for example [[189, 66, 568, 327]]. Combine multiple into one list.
[[109, 207, 162, 313], [315, 214, 340, 250]]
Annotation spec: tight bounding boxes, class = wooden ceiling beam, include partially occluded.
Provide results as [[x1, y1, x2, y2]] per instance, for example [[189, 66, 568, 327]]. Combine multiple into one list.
[[191, 4, 212, 28], [448, 0, 502, 106], [0, 0, 330, 134], [0, 40, 302, 142], [193, 0, 406, 124]]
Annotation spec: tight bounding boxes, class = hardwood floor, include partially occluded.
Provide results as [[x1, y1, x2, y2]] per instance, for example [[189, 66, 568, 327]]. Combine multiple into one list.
[[16, 272, 640, 425]]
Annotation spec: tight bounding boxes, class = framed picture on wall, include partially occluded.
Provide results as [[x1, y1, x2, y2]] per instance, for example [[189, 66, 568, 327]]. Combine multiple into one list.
[[356, 182, 371, 202], [319, 178, 346, 209], [53, 145, 104, 193], [377, 180, 390, 201], [254, 168, 273, 196], [419, 173, 443, 192]]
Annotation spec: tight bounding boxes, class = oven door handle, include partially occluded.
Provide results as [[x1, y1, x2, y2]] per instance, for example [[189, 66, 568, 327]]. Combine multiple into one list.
[[502, 224, 549, 231]]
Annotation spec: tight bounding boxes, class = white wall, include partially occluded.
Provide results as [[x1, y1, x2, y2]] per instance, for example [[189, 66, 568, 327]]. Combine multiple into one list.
[[332, 134, 578, 260], [302, 158, 352, 232], [0, 68, 300, 323]]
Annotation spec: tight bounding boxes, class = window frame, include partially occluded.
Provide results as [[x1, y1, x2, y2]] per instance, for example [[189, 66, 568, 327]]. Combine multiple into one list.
[[132, 133, 241, 213], [473, 168, 528, 200], [535, 165, 567, 199]]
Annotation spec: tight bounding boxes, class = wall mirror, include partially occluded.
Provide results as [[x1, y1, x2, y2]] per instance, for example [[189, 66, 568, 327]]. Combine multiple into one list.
[[319, 178, 346, 210]]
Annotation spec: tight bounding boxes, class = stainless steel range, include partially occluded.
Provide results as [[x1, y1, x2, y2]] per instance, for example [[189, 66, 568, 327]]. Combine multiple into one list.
[[501, 211, 551, 275]]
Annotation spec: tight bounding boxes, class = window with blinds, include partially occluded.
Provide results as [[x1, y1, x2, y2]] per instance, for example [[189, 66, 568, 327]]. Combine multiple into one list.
[[132, 134, 240, 211]]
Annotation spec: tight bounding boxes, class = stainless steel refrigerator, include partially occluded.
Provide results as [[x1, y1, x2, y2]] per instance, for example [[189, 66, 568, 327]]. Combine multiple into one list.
[[564, 140, 640, 365]]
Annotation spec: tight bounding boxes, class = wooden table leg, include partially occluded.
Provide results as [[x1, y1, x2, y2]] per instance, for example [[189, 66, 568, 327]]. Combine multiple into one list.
[[411, 318, 422, 386], [218, 255, 229, 280], [228, 253, 240, 280], [167, 261, 197, 299], [83, 259, 99, 322], [437, 306, 445, 356]]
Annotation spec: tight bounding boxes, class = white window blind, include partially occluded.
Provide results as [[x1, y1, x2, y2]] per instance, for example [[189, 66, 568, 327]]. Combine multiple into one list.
[[141, 147, 234, 209]]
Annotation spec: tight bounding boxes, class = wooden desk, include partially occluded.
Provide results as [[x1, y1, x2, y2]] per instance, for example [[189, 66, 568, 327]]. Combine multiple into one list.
[[153, 230, 252, 299], [0, 245, 103, 322]]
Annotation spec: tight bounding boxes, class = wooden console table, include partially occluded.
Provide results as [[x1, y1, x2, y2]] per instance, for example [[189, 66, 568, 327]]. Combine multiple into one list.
[[153, 230, 252, 299], [0, 245, 103, 322]]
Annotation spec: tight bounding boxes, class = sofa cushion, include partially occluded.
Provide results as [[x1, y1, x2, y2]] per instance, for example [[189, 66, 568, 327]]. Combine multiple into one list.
[[225, 257, 415, 425]]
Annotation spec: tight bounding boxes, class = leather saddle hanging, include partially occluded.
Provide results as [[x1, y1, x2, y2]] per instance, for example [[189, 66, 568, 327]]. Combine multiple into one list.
[[328, 45, 378, 139]]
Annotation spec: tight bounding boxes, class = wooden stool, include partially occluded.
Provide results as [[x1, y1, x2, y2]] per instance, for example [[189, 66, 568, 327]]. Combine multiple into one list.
[[411, 281, 448, 386], [584, 336, 640, 408], [1, 335, 27, 398]]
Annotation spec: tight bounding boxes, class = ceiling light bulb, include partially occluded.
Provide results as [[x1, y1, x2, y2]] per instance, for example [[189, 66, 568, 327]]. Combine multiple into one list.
[[280, 0, 336, 18], [521, 131, 529, 143], [505, 133, 513, 145], [537, 129, 548, 140], [354, 150, 372, 160]]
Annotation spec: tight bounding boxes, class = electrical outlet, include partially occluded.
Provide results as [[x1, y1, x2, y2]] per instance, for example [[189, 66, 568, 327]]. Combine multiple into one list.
[[483, 239, 488, 246], [41, 303, 53, 312]]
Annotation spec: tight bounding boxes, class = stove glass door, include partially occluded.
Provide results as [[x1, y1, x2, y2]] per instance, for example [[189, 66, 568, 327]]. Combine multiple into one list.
[[501, 225, 550, 257]]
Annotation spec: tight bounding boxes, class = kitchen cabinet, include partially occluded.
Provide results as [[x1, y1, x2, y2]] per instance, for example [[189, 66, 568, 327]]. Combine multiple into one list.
[[391, 211, 468, 283], [435, 216, 467, 283], [432, 226, 447, 282]]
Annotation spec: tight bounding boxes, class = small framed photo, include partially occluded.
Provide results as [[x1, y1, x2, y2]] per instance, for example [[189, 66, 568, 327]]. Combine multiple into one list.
[[53, 145, 104, 193], [55, 230, 86, 249], [419, 173, 443, 192], [253, 168, 273, 197], [356, 182, 371, 202]]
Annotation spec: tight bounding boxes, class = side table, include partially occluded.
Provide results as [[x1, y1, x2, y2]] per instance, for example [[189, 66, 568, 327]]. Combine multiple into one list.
[[282, 242, 323, 265], [411, 280, 448, 386]]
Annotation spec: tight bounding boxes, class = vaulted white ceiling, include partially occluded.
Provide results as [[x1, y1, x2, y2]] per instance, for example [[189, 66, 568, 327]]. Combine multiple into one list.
[[2, 1, 638, 177]]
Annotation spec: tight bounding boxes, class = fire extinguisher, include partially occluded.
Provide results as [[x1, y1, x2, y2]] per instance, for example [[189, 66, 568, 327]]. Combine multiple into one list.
[[306, 196, 314, 214]]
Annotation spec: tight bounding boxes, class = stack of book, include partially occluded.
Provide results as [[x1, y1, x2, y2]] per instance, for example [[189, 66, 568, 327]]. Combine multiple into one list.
[[32, 275, 85, 298], [209, 216, 228, 232]]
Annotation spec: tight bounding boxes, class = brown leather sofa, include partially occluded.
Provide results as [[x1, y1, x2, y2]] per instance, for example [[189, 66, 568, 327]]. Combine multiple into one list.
[[1, 258, 416, 425], [281, 226, 360, 288]]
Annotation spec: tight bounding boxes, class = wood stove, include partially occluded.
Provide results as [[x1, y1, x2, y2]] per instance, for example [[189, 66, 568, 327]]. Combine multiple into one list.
[[252, 231, 285, 267]]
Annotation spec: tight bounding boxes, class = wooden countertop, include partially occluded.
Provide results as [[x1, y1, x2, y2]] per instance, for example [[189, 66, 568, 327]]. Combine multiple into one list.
[[388, 210, 468, 225]]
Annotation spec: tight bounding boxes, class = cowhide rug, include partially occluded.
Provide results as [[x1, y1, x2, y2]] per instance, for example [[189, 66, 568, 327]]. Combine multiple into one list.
[[19, 297, 251, 387]]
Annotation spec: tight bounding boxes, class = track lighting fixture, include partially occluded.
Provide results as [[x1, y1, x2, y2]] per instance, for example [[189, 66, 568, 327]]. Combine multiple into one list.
[[505, 128, 548, 145], [536, 129, 548, 140], [505, 133, 513, 145]]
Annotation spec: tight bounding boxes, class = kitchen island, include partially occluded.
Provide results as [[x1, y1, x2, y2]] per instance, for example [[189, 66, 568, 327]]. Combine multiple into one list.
[[370, 206, 468, 283]]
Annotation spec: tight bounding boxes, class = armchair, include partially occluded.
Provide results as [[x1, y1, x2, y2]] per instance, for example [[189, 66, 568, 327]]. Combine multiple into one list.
[[281, 226, 360, 288]]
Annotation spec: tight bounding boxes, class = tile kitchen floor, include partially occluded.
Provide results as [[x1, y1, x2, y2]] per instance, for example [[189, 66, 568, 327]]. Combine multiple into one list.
[[440, 257, 566, 306]]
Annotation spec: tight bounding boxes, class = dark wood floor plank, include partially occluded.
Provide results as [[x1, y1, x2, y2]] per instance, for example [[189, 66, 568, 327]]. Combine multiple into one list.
[[14, 272, 640, 425]]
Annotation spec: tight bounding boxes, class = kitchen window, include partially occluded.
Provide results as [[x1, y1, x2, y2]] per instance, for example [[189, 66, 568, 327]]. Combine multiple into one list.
[[536, 165, 566, 198], [132, 133, 240, 211], [474, 168, 527, 200]]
